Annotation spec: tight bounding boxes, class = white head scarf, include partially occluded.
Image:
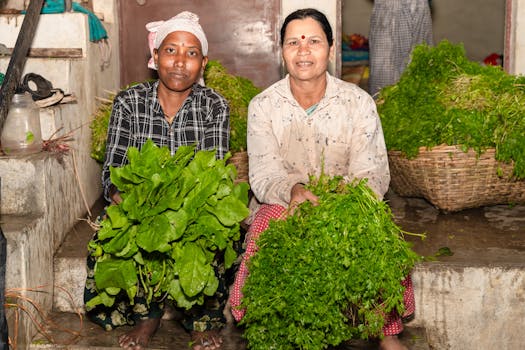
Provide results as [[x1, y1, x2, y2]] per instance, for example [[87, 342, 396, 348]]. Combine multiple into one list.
[[145, 11, 208, 70]]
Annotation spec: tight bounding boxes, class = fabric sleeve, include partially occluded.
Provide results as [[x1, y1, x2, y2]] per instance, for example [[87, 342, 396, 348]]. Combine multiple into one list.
[[201, 98, 229, 159], [345, 93, 390, 199], [101, 93, 134, 202], [247, 96, 304, 207]]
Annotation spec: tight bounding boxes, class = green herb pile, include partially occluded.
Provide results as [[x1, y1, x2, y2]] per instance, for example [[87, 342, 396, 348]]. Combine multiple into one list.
[[377, 39, 525, 179], [90, 94, 114, 163], [240, 176, 423, 350], [86, 139, 250, 310], [204, 60, 261, 152]]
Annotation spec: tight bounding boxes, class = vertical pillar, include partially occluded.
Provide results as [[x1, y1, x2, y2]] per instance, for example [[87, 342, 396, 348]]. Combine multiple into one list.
[[0, 178, 8, 350], [505, 0, 525, 74]]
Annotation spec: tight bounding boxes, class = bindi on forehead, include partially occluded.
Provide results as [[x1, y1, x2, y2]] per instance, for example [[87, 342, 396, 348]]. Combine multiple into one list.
[[301, 35, 305, 39]]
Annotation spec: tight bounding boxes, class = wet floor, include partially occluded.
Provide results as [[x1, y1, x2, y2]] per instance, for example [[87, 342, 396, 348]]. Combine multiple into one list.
[[31, 311, 429, 350], [386, 190, 525, 265]]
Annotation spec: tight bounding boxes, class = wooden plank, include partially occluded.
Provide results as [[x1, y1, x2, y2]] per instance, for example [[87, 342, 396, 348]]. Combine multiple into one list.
[[6, 47, 83, 58], [0, 0, 45, 133]]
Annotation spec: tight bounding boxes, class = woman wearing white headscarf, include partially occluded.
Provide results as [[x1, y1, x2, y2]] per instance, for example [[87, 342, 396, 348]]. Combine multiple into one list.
[[84, 11, 229, 350]]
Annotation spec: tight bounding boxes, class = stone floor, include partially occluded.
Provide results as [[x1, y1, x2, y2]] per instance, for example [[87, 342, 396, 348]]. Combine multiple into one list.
[[29, 191, 525, 350], [387, 191, 525, 265], [30, 311, 429, 350]]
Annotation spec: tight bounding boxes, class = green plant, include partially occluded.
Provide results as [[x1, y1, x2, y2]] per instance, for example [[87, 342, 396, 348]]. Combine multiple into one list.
[[240, 175, 423, 350], [86, 139, 250, 310], [377, 40, 525, 179], [204, 60, 261, 152], [89, 94, 114, 163]]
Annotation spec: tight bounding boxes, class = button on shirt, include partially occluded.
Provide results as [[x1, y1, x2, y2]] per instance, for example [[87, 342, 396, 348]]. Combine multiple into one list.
[[102, 80, 229, 201], [247, 73, 390, 208]]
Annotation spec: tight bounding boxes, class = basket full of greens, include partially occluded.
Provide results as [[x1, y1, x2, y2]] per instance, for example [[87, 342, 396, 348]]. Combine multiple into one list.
[[240, 175, 423, 350], [86, 139, 250, 310], [377, 40, 525, 211]]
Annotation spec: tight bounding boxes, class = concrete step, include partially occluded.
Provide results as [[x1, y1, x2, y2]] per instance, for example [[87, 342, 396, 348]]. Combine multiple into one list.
[[28, 310, 429, 350], [390, 193, 525, 350], [49, 192, 525, 350], [0, 101, 101, 217], [1, 13, 89, 52], [53, 198, 104, 314]]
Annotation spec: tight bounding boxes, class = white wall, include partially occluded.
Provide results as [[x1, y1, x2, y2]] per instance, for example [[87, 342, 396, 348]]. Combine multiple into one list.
[[342, 0, 506, 63]]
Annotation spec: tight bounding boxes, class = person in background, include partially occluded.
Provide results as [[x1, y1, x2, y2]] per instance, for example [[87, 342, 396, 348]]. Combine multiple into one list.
[[368, 0, 433, 97], [228, 8, 414, 350], [84, 11, 229, 350]]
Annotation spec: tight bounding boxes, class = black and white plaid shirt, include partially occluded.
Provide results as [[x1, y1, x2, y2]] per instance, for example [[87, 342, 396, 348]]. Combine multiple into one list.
[[102, 80, 230, 201]]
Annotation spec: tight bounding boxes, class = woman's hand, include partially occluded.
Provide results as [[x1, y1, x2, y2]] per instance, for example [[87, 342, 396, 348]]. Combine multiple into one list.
[[109, 185, 123, 205], [289, 183, 318, 213]]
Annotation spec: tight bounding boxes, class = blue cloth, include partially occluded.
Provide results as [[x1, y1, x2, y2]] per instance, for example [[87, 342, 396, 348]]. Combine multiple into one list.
[[40, 0, 65, 13], [26, 1, 107, 42]]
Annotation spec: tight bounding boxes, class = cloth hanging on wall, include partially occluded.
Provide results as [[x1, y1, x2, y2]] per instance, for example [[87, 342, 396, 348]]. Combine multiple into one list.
[[25, 0, 108, 42]]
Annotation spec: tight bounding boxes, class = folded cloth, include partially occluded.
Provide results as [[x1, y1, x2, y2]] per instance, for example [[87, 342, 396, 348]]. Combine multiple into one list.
[[40, 0, 65, 14]]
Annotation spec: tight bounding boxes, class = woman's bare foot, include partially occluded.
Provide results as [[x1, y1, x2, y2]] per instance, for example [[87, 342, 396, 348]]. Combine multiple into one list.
[[190, 329, 223, 350], [379, 335, 408, 350], [118, 318, 161, 350]]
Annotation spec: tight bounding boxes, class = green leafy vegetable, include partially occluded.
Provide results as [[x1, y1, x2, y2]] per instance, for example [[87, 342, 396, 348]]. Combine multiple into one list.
[[377, 40, 525, 179], [86, 139, 250, 310], [240, 175, 423, 350]]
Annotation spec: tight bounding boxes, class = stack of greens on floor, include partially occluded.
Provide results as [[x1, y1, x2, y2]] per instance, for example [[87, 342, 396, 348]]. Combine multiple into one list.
[[204, 60, 261, 153], [376, 39, 525, 179], [240, 175, 423, 350], [86, 140, 250, 309]]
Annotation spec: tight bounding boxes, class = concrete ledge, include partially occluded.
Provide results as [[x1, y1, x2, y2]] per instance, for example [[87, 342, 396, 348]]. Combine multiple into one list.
[[410, 262, 525, 350], [390, 192, 525, 350], [53, 209, 101, 314], [0, 153, 47, 216], [1, 151, 100, 347], [0, 13, 88, 52], [2, 214, 53, 350]]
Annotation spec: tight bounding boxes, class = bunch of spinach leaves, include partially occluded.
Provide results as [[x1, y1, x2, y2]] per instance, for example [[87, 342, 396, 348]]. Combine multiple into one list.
[[86, 139, 250, 310], [377, 39, 525, 179], [240, 176, 422, 350]]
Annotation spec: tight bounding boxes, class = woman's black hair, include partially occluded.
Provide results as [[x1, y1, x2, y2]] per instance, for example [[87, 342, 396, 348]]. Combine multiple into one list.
[[280, 8, 334, 47]]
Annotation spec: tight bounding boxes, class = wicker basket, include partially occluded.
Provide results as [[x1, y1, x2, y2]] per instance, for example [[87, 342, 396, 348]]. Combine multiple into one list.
[[228, 151, 249, 183], [388, 145, 525, 212]]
